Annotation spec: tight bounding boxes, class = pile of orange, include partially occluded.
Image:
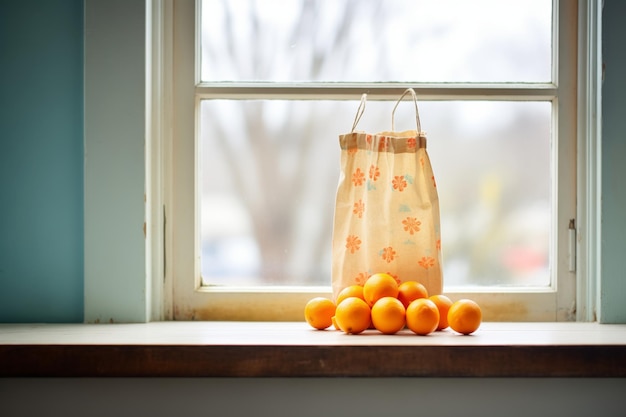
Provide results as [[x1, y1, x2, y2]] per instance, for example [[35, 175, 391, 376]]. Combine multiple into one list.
[[304, 272, 482, 336]]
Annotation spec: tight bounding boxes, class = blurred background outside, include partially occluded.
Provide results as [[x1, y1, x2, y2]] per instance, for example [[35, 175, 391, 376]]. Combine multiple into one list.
[[199, 0, 553, 288]]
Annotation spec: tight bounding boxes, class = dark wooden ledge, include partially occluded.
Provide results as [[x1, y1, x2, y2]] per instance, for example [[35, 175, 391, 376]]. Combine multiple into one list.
[[1, 322, 625, 377]]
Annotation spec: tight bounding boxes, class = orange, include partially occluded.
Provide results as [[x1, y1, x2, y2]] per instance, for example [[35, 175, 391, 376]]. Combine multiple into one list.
[[447, 299, 482, 335], [429, 294, 453, 330], [331, 315, 340, 330], [336, 284, 365, 306], [362, 273, 399, 307], [371, 296, 406, 335], [334, 297, 371, 334], [405, 298, 440, 336], [304, 297, 336, 330], [397, 281, 429, 308]]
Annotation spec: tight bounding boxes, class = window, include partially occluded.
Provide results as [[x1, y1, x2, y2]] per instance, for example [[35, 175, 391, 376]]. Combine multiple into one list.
[[167, 0, 579, 321]]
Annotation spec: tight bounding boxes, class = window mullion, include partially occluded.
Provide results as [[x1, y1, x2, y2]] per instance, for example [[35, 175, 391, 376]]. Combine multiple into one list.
[[195, 83, 558, 101]]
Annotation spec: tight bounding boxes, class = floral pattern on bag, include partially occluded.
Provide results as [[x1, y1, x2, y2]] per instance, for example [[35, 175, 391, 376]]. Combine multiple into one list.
[[331, 90, 443, 300]]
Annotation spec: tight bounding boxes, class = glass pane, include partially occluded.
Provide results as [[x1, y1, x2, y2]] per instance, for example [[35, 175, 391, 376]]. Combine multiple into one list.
[[200, 0, 552, 83], [199, 100, 552, 287]]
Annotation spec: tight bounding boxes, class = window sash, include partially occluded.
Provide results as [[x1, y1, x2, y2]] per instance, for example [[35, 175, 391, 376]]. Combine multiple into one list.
[[167, 0, 578, 321]]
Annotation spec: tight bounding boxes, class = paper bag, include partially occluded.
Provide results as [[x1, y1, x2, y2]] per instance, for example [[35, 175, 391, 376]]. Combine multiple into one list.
[[331, 88, 443, 300]]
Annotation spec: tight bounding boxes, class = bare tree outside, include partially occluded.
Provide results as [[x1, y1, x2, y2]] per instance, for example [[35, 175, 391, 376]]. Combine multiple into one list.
[[199, 0, 552, 287]]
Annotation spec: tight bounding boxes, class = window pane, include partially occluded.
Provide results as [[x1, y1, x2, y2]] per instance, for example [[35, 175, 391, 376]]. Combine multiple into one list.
[[199, 100, 551, 287], [200, 0, 552, 83]]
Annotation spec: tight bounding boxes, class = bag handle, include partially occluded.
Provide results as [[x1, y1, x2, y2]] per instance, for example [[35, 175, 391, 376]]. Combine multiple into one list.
[[351, 93, 368, 132], [392, 88, 421, 133], [351, 89, 422, 133]]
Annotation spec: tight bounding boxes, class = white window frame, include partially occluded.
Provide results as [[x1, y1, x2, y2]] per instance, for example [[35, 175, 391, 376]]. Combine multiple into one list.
[[160, 0, 591, 322]]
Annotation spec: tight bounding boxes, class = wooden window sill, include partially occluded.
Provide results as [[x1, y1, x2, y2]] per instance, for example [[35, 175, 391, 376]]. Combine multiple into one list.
[[1, 322, 625, 377]]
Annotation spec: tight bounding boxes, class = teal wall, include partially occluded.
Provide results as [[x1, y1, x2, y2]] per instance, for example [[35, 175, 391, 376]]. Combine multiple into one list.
[[0, 1, 624, 323], [600, 0, 626, 323], [0, 0, 84, 322]]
